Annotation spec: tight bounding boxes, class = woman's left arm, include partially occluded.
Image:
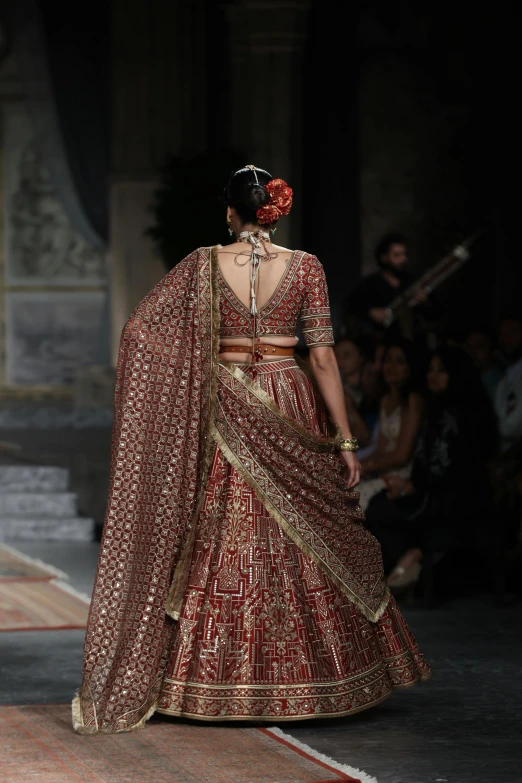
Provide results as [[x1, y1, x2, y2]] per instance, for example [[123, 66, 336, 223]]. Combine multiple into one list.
[[301, 256, 361, 487], [308, 346, 360, 488]]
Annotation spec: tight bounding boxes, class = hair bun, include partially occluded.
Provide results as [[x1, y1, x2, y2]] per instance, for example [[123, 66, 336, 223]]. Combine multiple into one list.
[[243, 183, 270, 212]]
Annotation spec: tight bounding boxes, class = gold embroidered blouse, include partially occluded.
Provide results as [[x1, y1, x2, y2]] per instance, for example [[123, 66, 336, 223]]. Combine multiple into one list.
[[217, 250, 335, 347]]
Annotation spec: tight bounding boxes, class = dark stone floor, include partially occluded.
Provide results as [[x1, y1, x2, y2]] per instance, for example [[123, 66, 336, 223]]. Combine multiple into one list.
[[1, 542, 521, 783], [285, 596, 522, 783]]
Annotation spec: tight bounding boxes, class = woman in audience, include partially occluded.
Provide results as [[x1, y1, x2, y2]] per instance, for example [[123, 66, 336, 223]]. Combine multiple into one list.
[[334, 336, 377, 448], [357, 339, 425, 510], [370, 344, 497, 588], [356, 341, 390, 460]]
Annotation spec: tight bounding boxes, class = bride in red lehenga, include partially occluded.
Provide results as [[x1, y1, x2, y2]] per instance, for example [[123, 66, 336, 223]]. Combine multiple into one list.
[[73, 165, 431, 734]]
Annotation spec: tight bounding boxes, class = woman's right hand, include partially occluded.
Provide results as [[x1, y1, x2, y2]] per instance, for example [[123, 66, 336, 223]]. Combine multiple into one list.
[[340, 450, 361, 489], [386, 476, 414, 499]]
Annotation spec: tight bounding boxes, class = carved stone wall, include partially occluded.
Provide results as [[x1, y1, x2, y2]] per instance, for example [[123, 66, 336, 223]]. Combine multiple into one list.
[[4, 106, 106, 287], [0, 95, 107, 395]]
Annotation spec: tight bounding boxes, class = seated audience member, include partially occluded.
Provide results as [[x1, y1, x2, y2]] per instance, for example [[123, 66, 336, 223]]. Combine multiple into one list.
[[357, 341, 387, 460], [463, 326, 505, 402], [365, 344, 497, 589], [334, 336, 376, 448], [494, 316, 522, 452], [490, 316, 522, 558], [357, 339, 425, 510]]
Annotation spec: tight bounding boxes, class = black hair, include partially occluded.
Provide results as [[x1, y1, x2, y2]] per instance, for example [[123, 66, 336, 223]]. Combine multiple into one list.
[[460, 323, 496, 344], [429, 343, 497, 452], [221, 166, 273, 225], [380, 337, 427, 403], [334, 334, 373, 361], [374, 232, 408, 266]]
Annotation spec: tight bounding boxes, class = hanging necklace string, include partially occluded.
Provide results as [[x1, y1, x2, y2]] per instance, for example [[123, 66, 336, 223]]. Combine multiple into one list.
[[231, 229, 277, 369], [235, 230, 277, 316]]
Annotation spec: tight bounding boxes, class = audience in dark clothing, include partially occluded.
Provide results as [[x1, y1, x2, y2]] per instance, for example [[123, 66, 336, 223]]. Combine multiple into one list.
[[341, 232, 438, 343], [363, 344, 498, 590], [489, 317, 522, 560], [336, 231, 522, 601], [462, 326, 505, 402], [494, 316, 522, 452]]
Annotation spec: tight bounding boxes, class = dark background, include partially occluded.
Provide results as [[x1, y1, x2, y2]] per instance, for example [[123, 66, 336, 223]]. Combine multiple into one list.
[[2, 0, 518, 339]]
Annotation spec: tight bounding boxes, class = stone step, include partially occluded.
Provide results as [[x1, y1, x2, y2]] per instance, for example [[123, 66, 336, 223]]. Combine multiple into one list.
[[0, 517, 94, 542], [0, 466, 69, 493], [0, 404, 113, 430], [0, 492, 77, 517]]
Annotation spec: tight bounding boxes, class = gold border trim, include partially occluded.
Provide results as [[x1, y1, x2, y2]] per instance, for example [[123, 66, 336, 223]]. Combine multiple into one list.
[[164, 663, 384, 689], [156, 691, 395, 722], [213, 423, 389, 623], [219, 360, 341, 448], [155, 664, 431, 723], [72, 691, 159, 735], [300, 312, 331, 321]]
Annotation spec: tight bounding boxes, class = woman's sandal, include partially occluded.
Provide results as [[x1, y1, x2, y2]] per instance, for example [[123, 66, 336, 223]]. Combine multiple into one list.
[[387, 561, 422, 589], [387, 548, 423, 590]]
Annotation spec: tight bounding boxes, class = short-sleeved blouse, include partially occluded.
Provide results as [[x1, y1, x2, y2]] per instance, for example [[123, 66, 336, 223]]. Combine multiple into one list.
[[218, 250, 334, 347]]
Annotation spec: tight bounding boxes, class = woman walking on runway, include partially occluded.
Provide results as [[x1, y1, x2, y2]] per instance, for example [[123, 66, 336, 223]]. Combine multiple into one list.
[[73, 165, 430, 734]]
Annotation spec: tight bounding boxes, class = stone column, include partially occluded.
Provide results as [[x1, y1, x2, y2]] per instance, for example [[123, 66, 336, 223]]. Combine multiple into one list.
[[357, 8, 484, 280], [110, 0, 207, 363], [224, 1, 311, 248]]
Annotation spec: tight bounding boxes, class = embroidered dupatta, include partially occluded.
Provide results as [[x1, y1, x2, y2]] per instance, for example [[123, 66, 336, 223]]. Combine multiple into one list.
[[73, 246, 388, 735]]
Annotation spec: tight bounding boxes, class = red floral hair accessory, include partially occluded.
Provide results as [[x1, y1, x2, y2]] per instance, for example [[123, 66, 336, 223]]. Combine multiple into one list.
[[256, 178, 293, 225]]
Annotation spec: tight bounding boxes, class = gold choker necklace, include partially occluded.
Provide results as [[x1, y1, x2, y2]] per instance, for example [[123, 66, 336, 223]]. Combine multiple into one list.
[[238, 229, 270, 243]]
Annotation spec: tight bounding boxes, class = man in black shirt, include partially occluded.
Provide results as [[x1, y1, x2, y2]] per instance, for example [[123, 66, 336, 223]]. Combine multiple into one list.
[[342, 233, 429, 342]]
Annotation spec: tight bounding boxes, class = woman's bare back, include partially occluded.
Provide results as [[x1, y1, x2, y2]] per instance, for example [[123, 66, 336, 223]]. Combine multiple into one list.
[[217, 242, 298, 355], [217, 242, 294, 310]]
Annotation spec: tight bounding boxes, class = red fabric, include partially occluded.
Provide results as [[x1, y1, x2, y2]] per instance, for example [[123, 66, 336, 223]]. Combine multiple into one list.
[[214, 361, 388, 620], [157, 359, 431, 721], [218, 250, 335, 347], [74, 249, 217, 734], [74, 248, 430, 735]]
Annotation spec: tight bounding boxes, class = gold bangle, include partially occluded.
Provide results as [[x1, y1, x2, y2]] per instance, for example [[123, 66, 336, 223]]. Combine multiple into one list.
[[338, 437, 359, 452]]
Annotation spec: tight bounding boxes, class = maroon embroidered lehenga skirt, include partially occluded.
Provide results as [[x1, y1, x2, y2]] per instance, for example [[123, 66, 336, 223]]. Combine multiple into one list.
[[156, 358, 431, 721]]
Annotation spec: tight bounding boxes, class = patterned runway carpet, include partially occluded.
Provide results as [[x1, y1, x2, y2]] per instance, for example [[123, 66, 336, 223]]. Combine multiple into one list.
[[0, 704, 377, 783], [0, 544, 61, 581], [0, 545, 89, 631], [0, 580, 89, 631]]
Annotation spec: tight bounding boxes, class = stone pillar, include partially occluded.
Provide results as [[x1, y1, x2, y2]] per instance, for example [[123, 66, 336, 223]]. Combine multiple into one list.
[[110, 0, 207, 363], [358, 52, 437, 277], [357, 8, 486, 280], [224, 1, 311, 248]]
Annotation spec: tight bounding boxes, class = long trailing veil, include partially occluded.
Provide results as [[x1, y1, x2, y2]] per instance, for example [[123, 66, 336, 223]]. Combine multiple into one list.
[[73, 247, 388, 734]]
